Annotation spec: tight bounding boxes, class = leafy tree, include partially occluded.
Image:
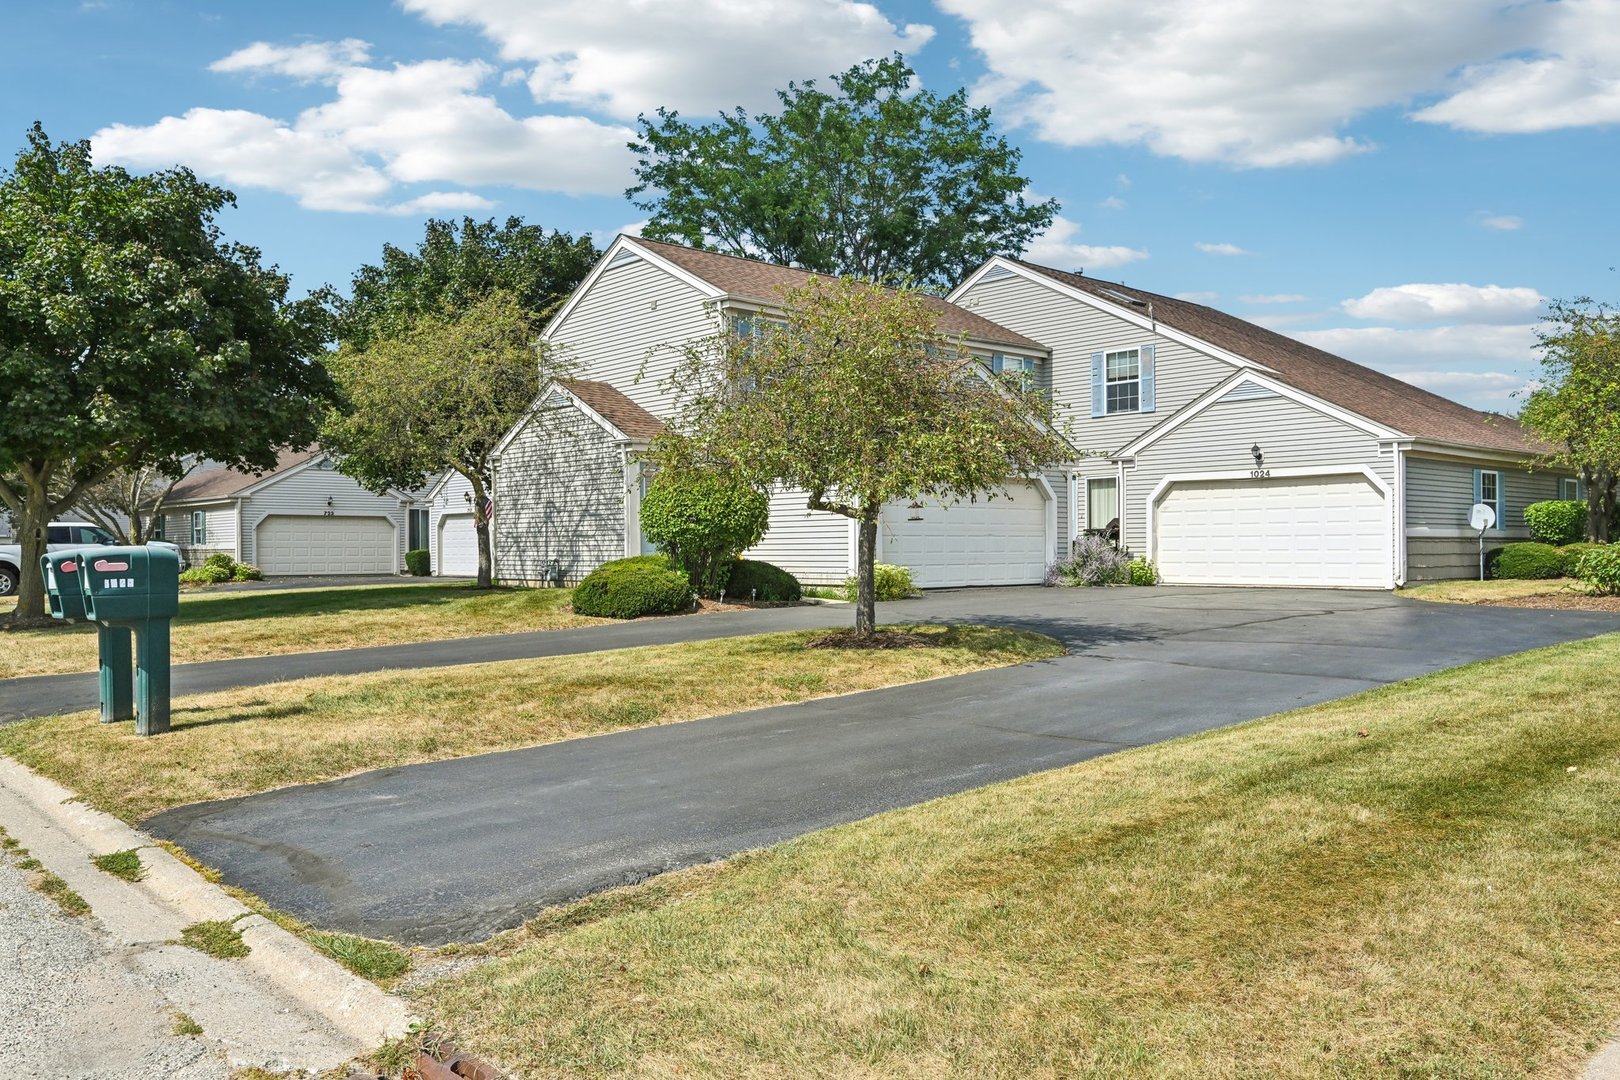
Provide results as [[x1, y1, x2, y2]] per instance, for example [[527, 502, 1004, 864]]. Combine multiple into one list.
[[323, 292, 571, 588], [640, 470, 769, 597], [0, 124, 335, 623], [340, 216, 598, 349], [1519, 297, 1620, 542], [629, 54, 1058, 290], [652, 276, 1072, 636]]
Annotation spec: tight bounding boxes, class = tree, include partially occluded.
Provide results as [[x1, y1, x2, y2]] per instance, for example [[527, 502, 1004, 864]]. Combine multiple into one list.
[[629, 54, 1058, 291], [652, 277, 1072, 636], [69, 462, 198, 543], [640, 470, 769, 597], [0, 124, 336, 623], [1519, 297, 1620, 542], [340, 216, 598, 349], [323, 292, 570, 588]]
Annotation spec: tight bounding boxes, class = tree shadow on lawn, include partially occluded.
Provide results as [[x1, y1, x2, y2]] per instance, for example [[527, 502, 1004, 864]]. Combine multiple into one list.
[[900, 605, 1163, 655]]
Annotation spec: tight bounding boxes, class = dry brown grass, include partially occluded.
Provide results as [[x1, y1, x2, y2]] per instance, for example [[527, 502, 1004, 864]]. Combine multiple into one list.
[[0, 582, 602, 679], [1401, 577, 1583, 604], [0, 624, 1062, 822], [415, 632, 1620, 1080]]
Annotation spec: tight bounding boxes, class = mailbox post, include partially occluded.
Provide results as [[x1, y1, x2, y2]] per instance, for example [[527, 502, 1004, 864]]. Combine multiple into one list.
[[41, 550, 135, 724], [73, 546, 180, 736]]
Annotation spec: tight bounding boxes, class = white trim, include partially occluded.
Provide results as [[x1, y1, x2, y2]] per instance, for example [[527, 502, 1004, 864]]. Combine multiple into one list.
[[1393, 442, 1410, 587], [622, 450, 641, 559], [1118, 369, 1399, 458], [541, 234, 725, 342], [233, 500, 244, 563], [1031, 473, 1059, 567], [949, 257, 1264, 373], [1143, 465, 1395, 589], [492, 380, 644, 461]]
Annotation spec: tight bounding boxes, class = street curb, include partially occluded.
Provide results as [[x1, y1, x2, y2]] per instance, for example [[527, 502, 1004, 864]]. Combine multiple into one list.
[[1584, 1039, 1620, 1079], [0, 757, 412, 1049]]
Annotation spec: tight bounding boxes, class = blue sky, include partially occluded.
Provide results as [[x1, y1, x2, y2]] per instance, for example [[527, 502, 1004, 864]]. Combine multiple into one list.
[[4, 0, 1617, 411]]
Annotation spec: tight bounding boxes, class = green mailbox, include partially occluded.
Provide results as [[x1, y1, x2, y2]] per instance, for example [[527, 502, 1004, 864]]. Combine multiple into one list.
[[74, 546, 180, 736], [41, 549, 135, 725]]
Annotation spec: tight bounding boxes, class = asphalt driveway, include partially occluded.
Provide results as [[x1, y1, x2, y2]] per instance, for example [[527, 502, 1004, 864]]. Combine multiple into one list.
[[141, 587, 1620, 945]]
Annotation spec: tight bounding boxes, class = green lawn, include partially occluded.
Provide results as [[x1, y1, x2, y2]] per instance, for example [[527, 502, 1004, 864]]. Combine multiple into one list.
[[413, 632, 1620, 1079], [0, 582, 603, 679], [0, 625, 1063, 822]]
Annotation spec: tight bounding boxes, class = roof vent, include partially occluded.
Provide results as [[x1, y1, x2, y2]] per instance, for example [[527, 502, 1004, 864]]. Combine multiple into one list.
[[1097, 287, 1147, 307]]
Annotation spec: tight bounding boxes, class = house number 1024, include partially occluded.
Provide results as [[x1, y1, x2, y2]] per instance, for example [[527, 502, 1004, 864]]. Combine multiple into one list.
[[1250, 468, 1271, 479]]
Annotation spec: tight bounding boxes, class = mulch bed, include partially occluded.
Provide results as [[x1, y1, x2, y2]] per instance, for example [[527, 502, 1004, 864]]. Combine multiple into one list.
[[1490, 594, 1620, 612], [804, 629, 941, 650]]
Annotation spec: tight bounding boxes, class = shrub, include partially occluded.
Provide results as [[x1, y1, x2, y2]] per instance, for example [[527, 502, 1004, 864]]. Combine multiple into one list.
[[723, 559, 801, 602], [230, 563, 262, 582], [180, 563, 231, 586], [1558, 542, 1605, 577], [1047, 535, 1132, 587], [841, 563, 917, 602], [1523, 500, 1588, 546], [570, 556, 694, 619], [640, 471, 769, 598], [1575, 545, 1620, 595], [1127, 557, 1159, 586], [405, 548, 431, 576], [202, 552, 234, 573], [1492, 542, 1566, 580]]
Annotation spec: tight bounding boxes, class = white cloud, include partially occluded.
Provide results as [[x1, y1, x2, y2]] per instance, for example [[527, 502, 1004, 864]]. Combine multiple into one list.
[[1195, 242, 1251, 256], [95, 48, 636, 211], [1098, 196, 1127, 210], [1292, 323, 1538, 364], [1239, 293, 1308, 304], [1477, 213, 1523, 231], [1175, 291, 1219, 303], [210, 39, 371, 82], [941, 0, 1620, 167], [385, 191, 498, 216], [1021, 213, 1148, 270], [1341, 283, 1544, 323], [400, 0, 934, 120], [1412, 0, 1620, 133]]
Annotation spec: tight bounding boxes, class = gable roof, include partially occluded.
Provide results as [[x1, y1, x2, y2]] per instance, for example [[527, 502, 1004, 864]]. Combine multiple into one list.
[[560, 378, 664, 442], [165, 447, 324, 504], [629, 237, 1046, 353], [1007, 260, 1541, 456]]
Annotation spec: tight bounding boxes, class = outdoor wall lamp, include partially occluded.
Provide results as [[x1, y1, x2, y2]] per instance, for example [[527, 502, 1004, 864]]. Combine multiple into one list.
[[1251, 443, 1264, 467], [325, 496, 334, 508], [907, 500, 925, 522]]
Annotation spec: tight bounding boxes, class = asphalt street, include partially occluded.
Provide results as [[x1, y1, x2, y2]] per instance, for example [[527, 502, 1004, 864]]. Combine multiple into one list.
[[139, 586, 1620, 945]]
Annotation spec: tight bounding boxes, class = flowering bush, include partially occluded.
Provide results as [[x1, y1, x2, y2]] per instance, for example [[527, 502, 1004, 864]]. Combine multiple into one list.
[[1046, 535, 1132, 587]]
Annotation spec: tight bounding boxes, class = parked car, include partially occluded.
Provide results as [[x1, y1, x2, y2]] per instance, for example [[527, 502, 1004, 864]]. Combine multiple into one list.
[[0, 522, 179, 596]]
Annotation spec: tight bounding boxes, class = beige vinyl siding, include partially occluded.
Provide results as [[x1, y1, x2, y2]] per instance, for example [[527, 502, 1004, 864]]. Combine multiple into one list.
[[744, 487, 853, 585], [955, 273, 1238, 452], [237, 461, 407, 572], [164, 502, 237, 566], [494, 392, 628, 586], [1404, 455, 1556, 540], [547, 254, 717, 420], [1125, 392, 1395, 558]]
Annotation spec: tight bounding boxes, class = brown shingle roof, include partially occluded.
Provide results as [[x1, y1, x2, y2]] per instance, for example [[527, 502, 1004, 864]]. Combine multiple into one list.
[[1014, 262, 1544, 456], [165, 448, 323, 504], [562, 378, 664, 442], [632, 237, 1046, 353]]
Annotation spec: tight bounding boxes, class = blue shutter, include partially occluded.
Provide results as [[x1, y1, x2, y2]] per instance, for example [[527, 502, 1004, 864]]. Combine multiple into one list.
[[1472, 468, 1483, 506], [1091, 352, 1105, 417], [1497, 472, 1505, 523], [1139, 344, 1156, 413], [991, 353, 1004, 374]]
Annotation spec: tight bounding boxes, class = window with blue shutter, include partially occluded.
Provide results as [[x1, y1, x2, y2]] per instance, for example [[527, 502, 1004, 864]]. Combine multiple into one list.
[[1139, 344, 1156, 413], [991, 353, 1005, 374], [1090, 352, 1105, 417]]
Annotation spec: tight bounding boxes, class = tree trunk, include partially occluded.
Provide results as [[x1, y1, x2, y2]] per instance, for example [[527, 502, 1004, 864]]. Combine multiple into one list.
[[466, 470, 494, 589], [10, 466, 55, 625], [855, 511, 878, 637]]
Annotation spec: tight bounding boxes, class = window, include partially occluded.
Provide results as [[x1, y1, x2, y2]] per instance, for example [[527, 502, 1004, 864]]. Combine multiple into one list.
[[150, 516, 166, 541], [191, 511, 207, 546], [1105, 349, 1140, 414], [1474, 469, 1503, 526], [46, 526, 71, 545], [990, 353, 1041, 392], [72, 525, 116, 545], [408, 508, 428, 551], [1562, 477, 1583, 501], [1086, 477, 1119, 532]]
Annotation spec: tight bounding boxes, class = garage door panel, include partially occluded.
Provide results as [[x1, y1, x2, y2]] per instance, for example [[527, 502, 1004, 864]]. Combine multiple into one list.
[[881, 482, 1048, 589], [1155, 475, 1387, 588], [255, 515, 396, 576], [437, 514, 478, 577]]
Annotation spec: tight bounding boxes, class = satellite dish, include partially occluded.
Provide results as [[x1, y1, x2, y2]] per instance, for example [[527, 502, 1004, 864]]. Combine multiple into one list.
[[1469, 502, 1496, 531]]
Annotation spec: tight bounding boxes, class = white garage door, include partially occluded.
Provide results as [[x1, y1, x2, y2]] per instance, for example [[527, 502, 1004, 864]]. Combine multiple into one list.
[[255, 515, 396, 576], [880, 481, 1049, 588], [437, 513, 479, 577], [1154, 474, 1389, 588]]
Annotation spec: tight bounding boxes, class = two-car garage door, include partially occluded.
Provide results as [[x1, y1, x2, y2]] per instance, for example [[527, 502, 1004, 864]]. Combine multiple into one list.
[[255, 515, 396, 576], [1153, 474, 1389, 588]]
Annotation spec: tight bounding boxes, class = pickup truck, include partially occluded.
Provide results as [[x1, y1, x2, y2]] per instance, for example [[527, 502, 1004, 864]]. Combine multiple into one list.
[[0, 522, 179, 596]]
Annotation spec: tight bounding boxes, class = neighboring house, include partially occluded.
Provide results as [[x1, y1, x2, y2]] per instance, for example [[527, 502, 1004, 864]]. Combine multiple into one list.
[[480, 235, 1062, 587], [949, 258, 1570, 586], [160, 449, 427, 575]]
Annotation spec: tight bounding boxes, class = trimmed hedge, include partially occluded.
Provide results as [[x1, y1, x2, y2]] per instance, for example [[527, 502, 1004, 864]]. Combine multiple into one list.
[[841, 563, 917, 602], [571, 556, 694, 619], [723, 559, 801, 602], [640, 471, 769, 598], [1524, 500, 1587, 546], [405, 548, 431, 576], [1491, 542, 1566, 580]]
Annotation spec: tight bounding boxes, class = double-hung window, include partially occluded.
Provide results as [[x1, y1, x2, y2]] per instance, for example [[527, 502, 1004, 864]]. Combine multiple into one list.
[[1105, 349, 1140, 414], [1562, 477, 1583, 501], [191, 511, 207, 546], [1474, 469, 1503, 527]]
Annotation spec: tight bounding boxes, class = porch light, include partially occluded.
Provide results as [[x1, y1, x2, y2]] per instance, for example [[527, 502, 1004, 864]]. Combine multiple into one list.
[[907, 501, 925, 522], [1250, 443, 1263, 467]]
